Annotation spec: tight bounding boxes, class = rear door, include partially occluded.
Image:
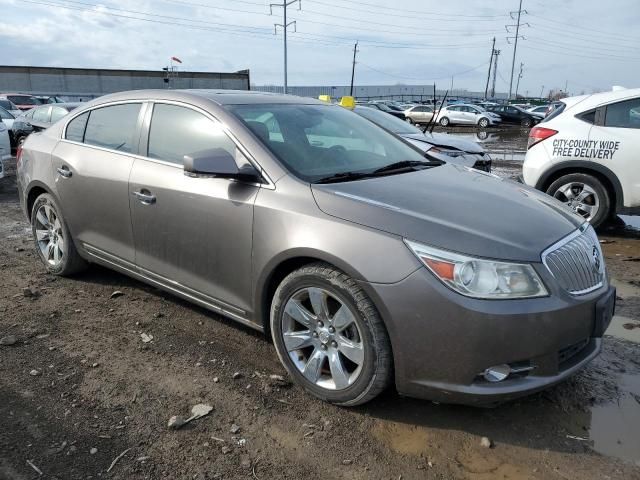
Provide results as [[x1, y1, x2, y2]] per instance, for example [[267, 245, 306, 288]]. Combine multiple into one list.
[[588, 96, 640, 207], [51, 102, 144, 266], [129, 102, 259, 315]]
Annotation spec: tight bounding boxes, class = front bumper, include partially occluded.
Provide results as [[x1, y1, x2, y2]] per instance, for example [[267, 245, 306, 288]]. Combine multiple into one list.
[[363, 266, 613, 406]]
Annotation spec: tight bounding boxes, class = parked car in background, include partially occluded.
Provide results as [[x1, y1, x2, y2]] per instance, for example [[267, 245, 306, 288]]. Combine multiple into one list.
[[436, 104, 501, 127], [36, 95, 67, 104], [365, 102, 407, 120], [0, 94, 42, 111], [0, 106, 15, 131], [12, 103, 82, 146], [18, 89, 614, 407], [523, 88, 640, 227], [527, 105, 549, 117], [0, 98, 22, 116], [484, 104, 541, 127], [404, 105, 435, 125], [355, 105, 491, 172], [0, 121, 11, 178]]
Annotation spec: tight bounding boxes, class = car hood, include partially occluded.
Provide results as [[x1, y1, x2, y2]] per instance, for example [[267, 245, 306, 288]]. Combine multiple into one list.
[[311, 165, 582, 262], [401, 132, 484, 153]]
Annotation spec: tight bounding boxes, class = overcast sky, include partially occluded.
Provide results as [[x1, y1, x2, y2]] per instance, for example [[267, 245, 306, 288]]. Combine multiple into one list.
[[1, 0, 639, 95]]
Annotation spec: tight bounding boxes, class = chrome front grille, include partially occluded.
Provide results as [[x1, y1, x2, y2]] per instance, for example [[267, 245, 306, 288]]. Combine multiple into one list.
[[542, 225, 604, 295]]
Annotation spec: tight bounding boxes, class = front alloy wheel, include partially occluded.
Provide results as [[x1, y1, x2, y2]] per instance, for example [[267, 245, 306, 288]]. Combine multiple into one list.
[[270, 263, 392, 406], [478, 118, 489, 128]]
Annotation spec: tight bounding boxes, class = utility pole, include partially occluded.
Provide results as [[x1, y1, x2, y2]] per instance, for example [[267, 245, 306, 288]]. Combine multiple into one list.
[[564, 79, 568, 95], [484, 37, 496, 99], [540, 85, 544, 98], [271, 0, 301, 94], [349, 41, 358, 96], [490, 49, 500, 98], [515, 62, 524, 98], [506, 0, 528, 100]]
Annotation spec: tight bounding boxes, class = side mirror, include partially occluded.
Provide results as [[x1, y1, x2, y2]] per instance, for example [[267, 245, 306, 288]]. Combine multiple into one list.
[[183, 148, 261, 182]]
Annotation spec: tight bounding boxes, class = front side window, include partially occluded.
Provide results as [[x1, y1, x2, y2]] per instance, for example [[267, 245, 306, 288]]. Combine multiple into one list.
[[84, 103, 141, 153], [230, 103, 429, 182], [147, 103, 236, 165], [32, 107, 50, 123], [65, 112, 89, 142], [604, 98, 640, 129]]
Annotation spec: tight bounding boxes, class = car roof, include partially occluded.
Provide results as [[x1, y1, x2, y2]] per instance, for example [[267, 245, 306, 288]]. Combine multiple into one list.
[[561, 87, 640, 112], [85, 89, 325, 107]]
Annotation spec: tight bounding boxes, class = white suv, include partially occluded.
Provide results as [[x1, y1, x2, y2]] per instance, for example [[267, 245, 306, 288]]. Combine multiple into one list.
[[523, 88, 640, 227]]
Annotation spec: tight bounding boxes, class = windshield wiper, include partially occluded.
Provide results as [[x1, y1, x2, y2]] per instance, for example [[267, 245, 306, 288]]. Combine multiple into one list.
[[315, 171, 374, 184], [372, 159, 442, 174]]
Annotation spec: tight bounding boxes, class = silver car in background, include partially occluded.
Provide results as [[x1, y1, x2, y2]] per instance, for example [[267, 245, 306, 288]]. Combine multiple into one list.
[[17, 89, 615, 406], [403, 105, 435, 125], [436, 104, 502, 128]]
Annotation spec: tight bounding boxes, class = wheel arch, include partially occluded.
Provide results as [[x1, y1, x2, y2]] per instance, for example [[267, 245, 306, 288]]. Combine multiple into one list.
[[255, 249, 370, 335], [535, 161, 624, 212], [25, 181, 58, 221]]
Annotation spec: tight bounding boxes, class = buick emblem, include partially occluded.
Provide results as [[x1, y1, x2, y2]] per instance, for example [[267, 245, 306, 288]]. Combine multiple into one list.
[[592, 246, 601, 274]]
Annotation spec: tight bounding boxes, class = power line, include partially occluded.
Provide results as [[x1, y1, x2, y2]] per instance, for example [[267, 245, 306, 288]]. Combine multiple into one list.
[[358, 60, 489, 83], [316, 0, 509, 19], [527, 12, 640, 43]]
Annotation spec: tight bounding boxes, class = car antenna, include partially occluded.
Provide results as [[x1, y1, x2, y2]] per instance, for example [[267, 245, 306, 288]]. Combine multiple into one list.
[[429, 89, 448, 134]]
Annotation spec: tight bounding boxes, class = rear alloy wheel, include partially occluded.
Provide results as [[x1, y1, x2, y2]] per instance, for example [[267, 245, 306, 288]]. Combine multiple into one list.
[[406, 117, 414, 124], [521, 118, 532, 128], [270, 263, 392, 406], [478, 118, 489, 128], [546, 173, 611, 228], [439, 117, 450, 127], [31, 193, 87, 275]]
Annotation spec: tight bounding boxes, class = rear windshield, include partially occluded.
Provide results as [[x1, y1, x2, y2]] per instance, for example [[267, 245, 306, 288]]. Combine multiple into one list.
[[541, 102, 566, 123], [7, 95, 41, 106], [0, 99, 14, 110]]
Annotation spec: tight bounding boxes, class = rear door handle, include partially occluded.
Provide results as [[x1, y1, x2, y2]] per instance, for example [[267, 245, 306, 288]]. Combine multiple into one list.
[[56, 166, 72, 178], [132, 190, 156, 205]]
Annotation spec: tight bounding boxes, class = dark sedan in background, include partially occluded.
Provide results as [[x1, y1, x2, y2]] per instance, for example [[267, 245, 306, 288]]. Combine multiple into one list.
[[12, 102, 82, 147], [484, 104, 540, 127], [364, 102, 407, 120]]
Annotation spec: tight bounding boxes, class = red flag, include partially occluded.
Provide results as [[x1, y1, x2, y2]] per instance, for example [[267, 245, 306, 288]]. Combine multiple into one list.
[[171, 56, 182, 64]]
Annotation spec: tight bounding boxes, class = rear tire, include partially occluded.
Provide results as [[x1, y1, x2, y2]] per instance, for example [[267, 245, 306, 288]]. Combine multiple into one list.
[[521, 118, 532, 128], [270, 263, 392, 406], [546, 173, 612, 228], [439, 117, 450, 127], [31, 193, 87, 275]]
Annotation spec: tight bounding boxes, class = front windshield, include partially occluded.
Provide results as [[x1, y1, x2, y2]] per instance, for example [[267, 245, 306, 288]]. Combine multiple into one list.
[[355, 106, 423, 135], [230, 103, 430, 182]]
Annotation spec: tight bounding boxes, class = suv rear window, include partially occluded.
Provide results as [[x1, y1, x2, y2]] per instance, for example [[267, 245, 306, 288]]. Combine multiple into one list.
[[83, 103, 141, 153]]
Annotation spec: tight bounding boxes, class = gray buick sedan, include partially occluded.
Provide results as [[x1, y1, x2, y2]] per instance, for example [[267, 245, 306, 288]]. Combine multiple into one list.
[[17, 89, 615, 406]]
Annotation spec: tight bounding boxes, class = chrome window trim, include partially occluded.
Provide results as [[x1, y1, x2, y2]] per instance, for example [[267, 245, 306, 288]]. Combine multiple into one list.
[[60, 98, 275, 189], [541, 223, 604, 295]]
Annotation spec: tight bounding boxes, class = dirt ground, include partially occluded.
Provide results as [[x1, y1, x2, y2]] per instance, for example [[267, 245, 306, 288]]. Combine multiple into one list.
[[1, 154, 640, 480]]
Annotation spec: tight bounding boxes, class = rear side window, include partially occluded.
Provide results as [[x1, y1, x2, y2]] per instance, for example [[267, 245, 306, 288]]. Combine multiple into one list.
[[147, 104, 237, 165], [84, 103, 141, 153], [604, 98, 640, 129], [32, 107, 50, 123], [541, 102, 565, 123], [65, 112, 89, 142], [576, 109, 596, 124]]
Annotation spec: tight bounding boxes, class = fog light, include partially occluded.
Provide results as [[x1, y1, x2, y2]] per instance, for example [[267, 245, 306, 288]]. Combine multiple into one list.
[[483, 364, 511, 383]]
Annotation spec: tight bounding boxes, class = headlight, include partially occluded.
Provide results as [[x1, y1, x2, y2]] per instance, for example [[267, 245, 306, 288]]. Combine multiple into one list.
[[428, 146, 465, 158], [404, 240, 548, 299]]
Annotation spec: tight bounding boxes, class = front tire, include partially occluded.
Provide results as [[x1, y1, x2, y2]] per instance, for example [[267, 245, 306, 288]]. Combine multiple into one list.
[[439, 117, 450, 127], [478, 118, 489, 128], [270, 263, 392, 406], [546, 173, 611, 228], [31, 193, 87, 275]]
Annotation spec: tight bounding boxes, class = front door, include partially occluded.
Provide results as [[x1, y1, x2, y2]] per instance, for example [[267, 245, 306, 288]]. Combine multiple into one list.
[[51, 102, 144, 265], [129, 102, 259, 316]]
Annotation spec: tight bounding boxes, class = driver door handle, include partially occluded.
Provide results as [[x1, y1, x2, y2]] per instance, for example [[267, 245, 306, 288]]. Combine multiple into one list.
[[56, 166, 72, 178], [132, 190, 156, 205]]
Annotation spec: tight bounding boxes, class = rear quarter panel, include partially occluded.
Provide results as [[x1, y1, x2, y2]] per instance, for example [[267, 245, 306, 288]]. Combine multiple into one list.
[[18, 131, 60, 218]]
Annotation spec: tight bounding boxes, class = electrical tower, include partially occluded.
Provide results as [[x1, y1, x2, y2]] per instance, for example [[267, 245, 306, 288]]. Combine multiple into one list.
[[506, 0, 528, 100], [490, 49, 500, 98], [271, 0, 301, 94]]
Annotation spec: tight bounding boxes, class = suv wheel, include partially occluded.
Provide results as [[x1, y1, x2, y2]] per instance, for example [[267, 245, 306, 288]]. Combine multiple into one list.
[[270, 263, 392, 406], [439, 117, 450, 127], [478, 118, 489, 128], [31, 193, 87, 275], [546, 173, 611, 228]]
